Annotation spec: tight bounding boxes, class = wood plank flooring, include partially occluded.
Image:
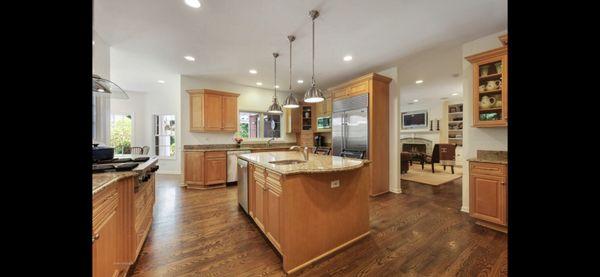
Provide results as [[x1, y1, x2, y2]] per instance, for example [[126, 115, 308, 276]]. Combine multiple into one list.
[[130, 175, 507, 276]]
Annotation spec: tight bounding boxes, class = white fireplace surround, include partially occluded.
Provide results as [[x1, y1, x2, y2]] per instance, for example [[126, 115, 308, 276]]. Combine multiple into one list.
[[400, 137, 434, 155]]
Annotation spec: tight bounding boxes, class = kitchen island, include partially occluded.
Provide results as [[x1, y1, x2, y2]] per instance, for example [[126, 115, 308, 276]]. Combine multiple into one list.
[[237, 151, 371, 274]]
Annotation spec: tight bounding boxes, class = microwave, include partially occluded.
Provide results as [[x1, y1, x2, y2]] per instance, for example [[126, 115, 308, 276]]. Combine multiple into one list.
[[317, 116, 331, 129]]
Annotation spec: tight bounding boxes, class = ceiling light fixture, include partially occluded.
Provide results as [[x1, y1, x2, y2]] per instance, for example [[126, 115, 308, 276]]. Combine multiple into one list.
[[303, 10, 324, 103], [415, 80, 423, 84], [267, 53, 283, 114], [343, 55, 353, 61], [413, 99, 419, 102], [283, 35, 300, 109], [249, 69, 257, 74], [297, 80, 304, 84], [184, 56, 195, 61], [184, 0, 201, 8], [256, 82, 262, 86], [452, 92, 459, 96], [157, 80, 165, 84], [274, 85, 280, 88]]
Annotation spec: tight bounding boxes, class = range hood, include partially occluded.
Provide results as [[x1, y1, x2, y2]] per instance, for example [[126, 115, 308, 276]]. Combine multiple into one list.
[[92, 74, 129, 99]]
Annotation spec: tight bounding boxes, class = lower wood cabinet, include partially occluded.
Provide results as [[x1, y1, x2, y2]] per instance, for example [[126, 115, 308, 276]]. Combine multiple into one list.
[[250, 165, 282, 252], [184, 151, 227, 189], [92, 186, 119, 277], [469, 162, 507, 232]]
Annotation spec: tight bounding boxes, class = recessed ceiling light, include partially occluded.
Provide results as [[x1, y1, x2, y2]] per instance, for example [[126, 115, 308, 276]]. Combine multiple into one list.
[[415, 80, 423, 84], [451, 92, 459, 96], [297, 80, 304, 84], [157, 80, 165, 84], [256, 82, 262, 86], [343, 55, 353, 61], [274, 85, 280, 89], [413, 99, 419, 102], [249, 69, 257, 74], [92, 41, 95, 45], [184, 56, 195, 61], [184, 0, 201, 8]]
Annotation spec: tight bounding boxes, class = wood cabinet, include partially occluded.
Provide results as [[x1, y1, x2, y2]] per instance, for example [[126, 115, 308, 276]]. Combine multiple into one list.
[[466, 34, 508, 127], [327, 73, 392, 196], [184, 151, 227, 189], [315, 95, 332, 117], [187, 89, 240, 132], [253, 166, 266, 231], [92, 185, 119, 277], [249, 165, 282, 252], [469, 162, 507, 232]]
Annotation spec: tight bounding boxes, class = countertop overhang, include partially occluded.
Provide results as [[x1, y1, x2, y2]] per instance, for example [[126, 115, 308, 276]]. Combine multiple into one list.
[[238, 151, 369, 175]]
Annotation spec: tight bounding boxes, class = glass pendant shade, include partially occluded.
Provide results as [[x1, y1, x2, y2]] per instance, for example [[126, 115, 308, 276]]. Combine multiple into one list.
[[268, 97, 283, 114]]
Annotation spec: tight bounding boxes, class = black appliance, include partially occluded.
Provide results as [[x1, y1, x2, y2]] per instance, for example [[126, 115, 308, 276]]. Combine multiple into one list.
[[314, 135, 324, 147], [92, 144, 115, 161]]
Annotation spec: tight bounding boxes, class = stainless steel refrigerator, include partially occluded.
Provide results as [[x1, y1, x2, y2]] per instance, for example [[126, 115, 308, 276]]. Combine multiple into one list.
[[332, 94, 369, 157]]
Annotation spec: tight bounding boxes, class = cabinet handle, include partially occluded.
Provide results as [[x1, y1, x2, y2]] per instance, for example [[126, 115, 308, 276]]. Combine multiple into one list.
[[500, 182, 505, 186], [92, 233, 100, 243]]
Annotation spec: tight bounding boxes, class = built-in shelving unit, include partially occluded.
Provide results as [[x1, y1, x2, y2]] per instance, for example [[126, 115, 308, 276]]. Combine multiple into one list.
[[447, 103, 463, 146]]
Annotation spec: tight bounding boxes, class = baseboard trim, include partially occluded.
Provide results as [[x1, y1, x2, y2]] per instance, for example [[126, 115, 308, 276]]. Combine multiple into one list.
[[460, 206, 469, 213], [389, 187, 402, 194]]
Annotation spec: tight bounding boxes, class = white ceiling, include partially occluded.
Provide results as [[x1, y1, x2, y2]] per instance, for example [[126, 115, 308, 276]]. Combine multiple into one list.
[[94, 0, 507, 94]]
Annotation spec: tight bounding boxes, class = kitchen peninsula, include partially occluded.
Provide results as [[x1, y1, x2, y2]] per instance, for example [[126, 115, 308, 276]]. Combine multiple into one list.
[[237, 151, 371, 274]]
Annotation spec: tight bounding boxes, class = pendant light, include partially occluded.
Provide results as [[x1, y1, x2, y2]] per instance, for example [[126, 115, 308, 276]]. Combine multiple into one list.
[[283, 35, 299, 108], [303, 10, 324, 103], [267, 53, 283, 114]]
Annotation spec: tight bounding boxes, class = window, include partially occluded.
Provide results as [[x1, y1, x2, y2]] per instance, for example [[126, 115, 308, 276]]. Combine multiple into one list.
[[154, 115, 176, 158], [110, 114, 132, 154], [239, 111, 281, 139]]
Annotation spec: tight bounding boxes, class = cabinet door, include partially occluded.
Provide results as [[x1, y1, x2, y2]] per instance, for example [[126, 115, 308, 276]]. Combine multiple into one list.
[[254, 178, 266, 231], [333, 88, 347, 98], [248, 164, 255, 217], [348, 80, 369, 97], [222, 95, 238, 131], [291, 108, 301, 133], [265, 170, 282, 250], [184, 152, 204, 185], [205, 157, 227, 185], [203, 94, 223, 131], [470, 173, 507, 226], [189, 93, 204, 131], [92, 210, 118, 277]]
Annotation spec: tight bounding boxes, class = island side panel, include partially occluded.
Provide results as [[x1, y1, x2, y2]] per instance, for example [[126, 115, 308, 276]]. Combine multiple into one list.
[[282, 164, 371, 273]]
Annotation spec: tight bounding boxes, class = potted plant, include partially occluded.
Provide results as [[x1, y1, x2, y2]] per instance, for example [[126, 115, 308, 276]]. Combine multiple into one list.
[[233, 133, 244, 147]]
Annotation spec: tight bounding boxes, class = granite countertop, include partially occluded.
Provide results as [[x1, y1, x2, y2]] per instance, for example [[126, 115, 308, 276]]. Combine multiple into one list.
[[184, 143, 298, 152], [467, 150, 507, 164], [238, 151, 369, 175], [93, 172, 138, 195]]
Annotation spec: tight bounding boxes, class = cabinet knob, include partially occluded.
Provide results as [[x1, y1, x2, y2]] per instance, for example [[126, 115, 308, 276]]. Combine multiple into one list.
[[92, 233, 100, 243], [500, 182, 505, 186]]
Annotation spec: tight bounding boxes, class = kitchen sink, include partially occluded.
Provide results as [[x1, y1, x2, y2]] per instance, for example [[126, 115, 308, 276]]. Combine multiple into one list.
[[269, 160, 307, 165]]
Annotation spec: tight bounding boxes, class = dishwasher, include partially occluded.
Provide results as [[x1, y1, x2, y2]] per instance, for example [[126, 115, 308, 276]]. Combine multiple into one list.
[[237, 158, 249, 214]]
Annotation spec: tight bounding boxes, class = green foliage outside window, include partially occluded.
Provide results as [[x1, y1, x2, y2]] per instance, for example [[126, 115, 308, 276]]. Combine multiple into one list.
[[111, 116, 132, 154]]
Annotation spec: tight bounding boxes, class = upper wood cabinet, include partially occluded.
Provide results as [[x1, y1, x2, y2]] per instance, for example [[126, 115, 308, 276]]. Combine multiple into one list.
[[466, 34, 508, 127], [187, 89, 240, 132], [315, 95, 332, 117]]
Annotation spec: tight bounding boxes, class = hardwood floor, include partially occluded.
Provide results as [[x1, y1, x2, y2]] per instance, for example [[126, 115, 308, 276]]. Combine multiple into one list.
[[130, 175, 507, 276]]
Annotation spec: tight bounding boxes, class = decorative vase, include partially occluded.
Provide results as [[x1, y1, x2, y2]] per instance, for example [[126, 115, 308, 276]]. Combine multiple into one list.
[[495, 100, 502, 108], [495, 62, 502, 74], [485, 80, 501, 91], [480, 65, 490, 76], [480, 96, 491, 109]]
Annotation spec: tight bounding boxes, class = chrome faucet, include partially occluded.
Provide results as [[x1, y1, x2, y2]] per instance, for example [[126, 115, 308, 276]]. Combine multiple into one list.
[[290, 146, 309, 161], [267, 137, 276, 147]]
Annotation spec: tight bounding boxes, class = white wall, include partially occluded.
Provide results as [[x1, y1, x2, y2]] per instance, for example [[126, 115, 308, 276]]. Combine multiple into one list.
[[110, 48, 182, 174], [461, 30, 508, 212], [377, 67, 401, 194], [180, 75, 297, 147], [92, 31, 109, 78]]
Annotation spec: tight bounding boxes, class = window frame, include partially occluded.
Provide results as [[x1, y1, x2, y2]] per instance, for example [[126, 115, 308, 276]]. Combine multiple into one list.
[[238, 110, 282, 140], [153, 114, 176, 160]]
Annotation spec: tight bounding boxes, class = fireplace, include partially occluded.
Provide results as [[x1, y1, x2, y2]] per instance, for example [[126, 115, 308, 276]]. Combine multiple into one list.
[[402, 143, 426, 154], [400, 137, 434, 155]]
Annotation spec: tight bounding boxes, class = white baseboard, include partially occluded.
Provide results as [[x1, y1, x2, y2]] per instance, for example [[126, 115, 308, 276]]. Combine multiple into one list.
[[389, 187, 402, 194], [156, 170, 181, 175], [460, 206, 469, 213]]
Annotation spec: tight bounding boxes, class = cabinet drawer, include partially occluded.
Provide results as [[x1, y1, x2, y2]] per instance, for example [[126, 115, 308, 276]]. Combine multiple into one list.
[[470, 162, 506, 176], [205, 151, 226, 159], [348, 80, 369, 96]]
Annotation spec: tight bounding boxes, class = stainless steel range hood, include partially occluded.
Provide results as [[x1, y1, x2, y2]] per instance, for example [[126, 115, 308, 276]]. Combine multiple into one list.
[[92, 74, 129, 99]]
